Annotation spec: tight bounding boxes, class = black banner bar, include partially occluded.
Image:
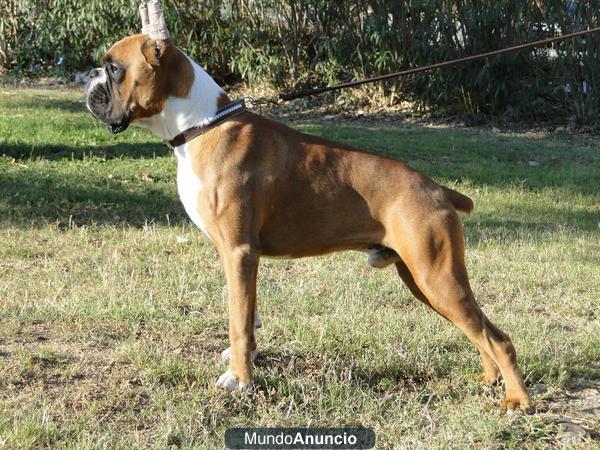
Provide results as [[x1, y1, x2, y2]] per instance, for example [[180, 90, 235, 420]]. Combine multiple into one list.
[[225, 428, 375, 449]]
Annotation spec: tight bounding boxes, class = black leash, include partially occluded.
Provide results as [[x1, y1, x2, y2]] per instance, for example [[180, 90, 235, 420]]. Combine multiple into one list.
[[248, 26, 600, 105]]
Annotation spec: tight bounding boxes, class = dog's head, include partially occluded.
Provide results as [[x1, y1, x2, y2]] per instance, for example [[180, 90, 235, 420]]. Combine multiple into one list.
[[84, 1, 193, 133]]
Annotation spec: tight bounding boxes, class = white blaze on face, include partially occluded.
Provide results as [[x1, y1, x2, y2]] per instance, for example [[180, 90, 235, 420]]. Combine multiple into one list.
[[85, 68, 107, 118], [175, 143, 210, 238]]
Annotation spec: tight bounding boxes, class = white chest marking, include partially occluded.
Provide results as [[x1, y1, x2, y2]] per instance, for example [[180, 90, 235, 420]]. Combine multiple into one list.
[[175, 144, 210, 238]]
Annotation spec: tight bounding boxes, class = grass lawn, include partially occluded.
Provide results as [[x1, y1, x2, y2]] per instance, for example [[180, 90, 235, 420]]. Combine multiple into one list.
[[0, 88, 599, 448]]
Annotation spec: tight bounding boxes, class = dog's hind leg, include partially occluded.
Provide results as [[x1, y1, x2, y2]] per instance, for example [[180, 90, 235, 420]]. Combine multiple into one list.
[[394, 259, 500, 384], [388, 208, 531, 411]]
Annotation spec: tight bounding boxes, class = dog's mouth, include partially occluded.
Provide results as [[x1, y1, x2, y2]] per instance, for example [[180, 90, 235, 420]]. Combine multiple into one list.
[[107, 120, 130, 134], [85, 72, 131, 134]]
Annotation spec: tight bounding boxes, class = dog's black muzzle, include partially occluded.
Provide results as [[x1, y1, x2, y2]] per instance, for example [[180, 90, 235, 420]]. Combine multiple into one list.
[[85, 67, 131, 134]]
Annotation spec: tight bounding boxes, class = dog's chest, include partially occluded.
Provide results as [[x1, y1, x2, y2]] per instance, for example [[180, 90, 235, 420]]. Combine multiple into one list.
[[175, 145, 211, 238]]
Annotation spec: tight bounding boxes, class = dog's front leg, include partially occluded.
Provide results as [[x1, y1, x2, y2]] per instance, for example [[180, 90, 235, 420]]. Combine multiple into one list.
[[221, 308, 262, 361], [216, 244, 259, 391]]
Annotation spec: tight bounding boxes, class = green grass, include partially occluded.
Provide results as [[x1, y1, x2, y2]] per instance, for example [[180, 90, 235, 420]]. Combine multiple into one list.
[[0, 88, 599, 449]]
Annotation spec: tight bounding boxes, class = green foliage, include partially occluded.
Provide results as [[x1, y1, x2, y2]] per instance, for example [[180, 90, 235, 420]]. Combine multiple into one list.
[[1, 0, 140, 75], [1, 1, 599, 123]]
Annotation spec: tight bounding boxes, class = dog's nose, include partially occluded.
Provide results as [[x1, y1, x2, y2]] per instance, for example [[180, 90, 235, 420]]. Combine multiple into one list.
[[89, 68, 101, 79]]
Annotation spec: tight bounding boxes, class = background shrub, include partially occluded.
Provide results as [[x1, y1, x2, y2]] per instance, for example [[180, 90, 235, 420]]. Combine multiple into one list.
[[1, 0, 599, 124]]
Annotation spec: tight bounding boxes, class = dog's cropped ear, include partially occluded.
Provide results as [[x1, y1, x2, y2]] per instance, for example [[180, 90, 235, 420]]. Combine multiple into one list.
[[146, 0, 170, 42], [141, 39, 167, 66], [140, 0, 171, 66]]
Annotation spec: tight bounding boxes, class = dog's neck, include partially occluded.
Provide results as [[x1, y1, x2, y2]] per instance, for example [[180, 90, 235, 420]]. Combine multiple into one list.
[[134, 56, 227, 141]]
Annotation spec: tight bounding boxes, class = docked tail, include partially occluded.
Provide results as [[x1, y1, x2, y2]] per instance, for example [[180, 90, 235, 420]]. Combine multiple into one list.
[[442, 186, 475, 214]]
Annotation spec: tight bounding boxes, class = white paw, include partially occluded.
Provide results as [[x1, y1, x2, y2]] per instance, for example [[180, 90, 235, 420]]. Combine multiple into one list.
[[216, 370, 253, 392], [221, 347, 257, 362]]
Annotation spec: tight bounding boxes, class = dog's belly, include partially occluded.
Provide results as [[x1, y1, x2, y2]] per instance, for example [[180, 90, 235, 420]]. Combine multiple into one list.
[[175, 145, 211, 238], [258, 199, 386, 258]]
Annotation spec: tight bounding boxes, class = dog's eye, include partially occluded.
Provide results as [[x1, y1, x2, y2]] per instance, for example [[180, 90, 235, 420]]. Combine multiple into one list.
[[106, 63, 125, 82]]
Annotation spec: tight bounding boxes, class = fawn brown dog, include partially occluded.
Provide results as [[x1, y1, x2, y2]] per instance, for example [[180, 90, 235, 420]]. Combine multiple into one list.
[[84, 1, 532, 411]]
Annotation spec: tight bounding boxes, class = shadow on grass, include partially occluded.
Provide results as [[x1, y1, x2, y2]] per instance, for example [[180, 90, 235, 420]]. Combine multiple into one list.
[[2, 142, 169, 161], [255, 350, 433, 392], [256, 348, 600, 400], [0, 168, 187, 228], [0, 156, 597, 235], [466, 205, 600, 239], [1, 102, 598, 232]]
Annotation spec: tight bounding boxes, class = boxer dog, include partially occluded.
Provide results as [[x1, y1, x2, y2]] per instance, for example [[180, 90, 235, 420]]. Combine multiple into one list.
[[84, 1, 532, 411]]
